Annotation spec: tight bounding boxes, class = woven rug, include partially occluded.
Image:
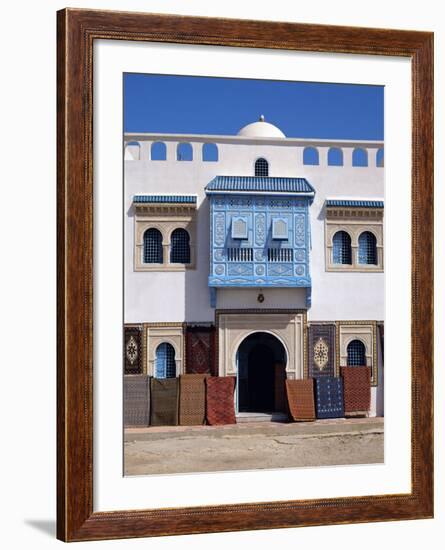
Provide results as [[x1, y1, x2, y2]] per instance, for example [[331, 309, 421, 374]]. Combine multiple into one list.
[[185, 326, 217, 376], [307, 324, 336, 378], [341, 366, 371, 414], [179, 374, 207, 426], [285, 379, 315, 421], [123, 375, 150, 427], [150, 377, 179, 426], [314, 376, 344, 419], [124, 325, 143, 375], [206, 376, 236, 425]]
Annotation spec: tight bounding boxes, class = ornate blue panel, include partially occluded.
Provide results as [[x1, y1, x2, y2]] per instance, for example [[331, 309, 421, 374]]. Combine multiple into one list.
[[205, 177, 315, 307]]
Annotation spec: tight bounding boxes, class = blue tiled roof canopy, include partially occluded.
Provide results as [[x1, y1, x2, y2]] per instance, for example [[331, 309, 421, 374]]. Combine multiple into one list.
[[133, 195, 197, 204], [205, 176, 315, 194], [326, 199, 384, 208]]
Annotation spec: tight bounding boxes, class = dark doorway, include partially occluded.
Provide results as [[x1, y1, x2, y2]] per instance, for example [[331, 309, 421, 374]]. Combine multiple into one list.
[[237, 332, 287, 413]]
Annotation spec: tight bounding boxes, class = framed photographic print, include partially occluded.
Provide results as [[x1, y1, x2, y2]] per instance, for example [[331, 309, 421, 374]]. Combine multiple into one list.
[[57, 8, 433, 542]]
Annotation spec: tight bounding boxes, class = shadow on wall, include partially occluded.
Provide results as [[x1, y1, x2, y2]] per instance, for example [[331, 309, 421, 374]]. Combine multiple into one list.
[[184, 197, 213, 323]]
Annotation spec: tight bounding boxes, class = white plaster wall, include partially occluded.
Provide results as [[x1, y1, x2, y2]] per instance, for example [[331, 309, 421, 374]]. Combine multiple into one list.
[[124, 135, 384, 324]]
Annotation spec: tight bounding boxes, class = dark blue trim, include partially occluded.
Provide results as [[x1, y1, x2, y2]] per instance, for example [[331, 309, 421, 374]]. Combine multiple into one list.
[[326, 199, 384, 208], [206, 176, 315, 194], [133, 195, 197, 204]]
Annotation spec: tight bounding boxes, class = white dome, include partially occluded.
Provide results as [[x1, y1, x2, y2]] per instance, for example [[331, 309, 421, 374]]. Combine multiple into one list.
[[237, 115, 286, 138]]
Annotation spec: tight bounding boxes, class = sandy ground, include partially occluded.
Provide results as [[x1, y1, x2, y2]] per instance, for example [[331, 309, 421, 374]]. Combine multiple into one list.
[[124, 417, 384, 476]]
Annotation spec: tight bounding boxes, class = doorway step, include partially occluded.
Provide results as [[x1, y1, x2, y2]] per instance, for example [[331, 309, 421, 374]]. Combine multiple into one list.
[[236, 412, 288, 423]]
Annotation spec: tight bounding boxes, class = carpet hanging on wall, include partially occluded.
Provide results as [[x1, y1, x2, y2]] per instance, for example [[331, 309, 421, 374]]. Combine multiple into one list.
[[206, 376, 236, 425], [285, 379, 316, 421], [307, 324, 336, 379], [340, 366, 371, 415], [314, 376, 344, 419], [150, 377, 179, 426], [179, 373, 208, 426], [185, 325, 217, 376], [123, 374, 150, 427]]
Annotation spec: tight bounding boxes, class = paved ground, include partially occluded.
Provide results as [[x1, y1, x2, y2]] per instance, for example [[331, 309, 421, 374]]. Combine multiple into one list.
[[124, 417, 384, 476]]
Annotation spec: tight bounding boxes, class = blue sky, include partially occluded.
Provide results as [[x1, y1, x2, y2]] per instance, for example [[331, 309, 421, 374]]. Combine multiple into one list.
[[124, 73, 383, 140]]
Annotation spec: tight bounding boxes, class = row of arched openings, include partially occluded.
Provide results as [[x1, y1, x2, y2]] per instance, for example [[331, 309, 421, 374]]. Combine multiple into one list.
[[143, 228, 190, 264], [333, 231, 377, 265], [126, 141, 219, 162], [126, 143, 384, 167], [304, 147, 383, 167]]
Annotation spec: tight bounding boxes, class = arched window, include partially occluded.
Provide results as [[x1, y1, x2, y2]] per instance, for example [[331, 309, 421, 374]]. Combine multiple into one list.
[[255, 158, 269, 177], [376, 147, 384, 167], [155, 343, 176, 378], [303, 147, 319, 166], [328, 147, 343, 166], [332, 231, 352, 264], [170, 228, 190, 264], [202, 143, 218, 162], [143, 228, 163, 264], [151, 141, 167, 161], [124, 141, 140, 161], [347, 340, 366, 366], [352, 148, 368, 167], [358, 231, 377, 265], [177, 142, 193, 161]]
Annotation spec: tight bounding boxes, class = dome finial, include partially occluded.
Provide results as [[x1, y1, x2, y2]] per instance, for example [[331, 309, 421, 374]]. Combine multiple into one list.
[[259, 114, 265, 122]]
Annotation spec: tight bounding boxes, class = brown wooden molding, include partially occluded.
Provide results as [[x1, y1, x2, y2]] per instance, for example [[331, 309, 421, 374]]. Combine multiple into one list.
[[57, 8, 433, 541]]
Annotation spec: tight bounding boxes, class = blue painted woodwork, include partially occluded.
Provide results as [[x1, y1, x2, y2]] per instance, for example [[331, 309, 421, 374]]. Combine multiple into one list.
[[205, 176, 315, 308]]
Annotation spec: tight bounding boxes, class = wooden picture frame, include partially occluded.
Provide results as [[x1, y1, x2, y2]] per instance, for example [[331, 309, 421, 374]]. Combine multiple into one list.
[[57, 8, 433, 542]]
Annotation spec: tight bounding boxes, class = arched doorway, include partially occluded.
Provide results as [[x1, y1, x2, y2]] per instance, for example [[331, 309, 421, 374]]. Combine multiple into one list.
[[236, 332, 287, 413]]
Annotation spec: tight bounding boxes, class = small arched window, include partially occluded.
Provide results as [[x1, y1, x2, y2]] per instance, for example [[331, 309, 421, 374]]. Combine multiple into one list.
[[328, 147, 343, 166], [155, 343, 176, 378], [151, 141, 167, 161], [170, 228, 190, 264], [332, 231, 352, 265], [352, 148, 368, 167], [303, 147, 319, 166], [376, 147, 384, 167], [143, 228, 163, 264], [202, 143, 218, 162], [255, 158, 269, 177], [177, 142, 193, 161], [358, 231, 378, 265], [347, 340, 366, 366], [124, 141, 140, 161]]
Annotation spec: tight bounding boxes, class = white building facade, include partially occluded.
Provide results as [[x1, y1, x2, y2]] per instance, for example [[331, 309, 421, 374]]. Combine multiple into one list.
[[123, 118, 384, 417]]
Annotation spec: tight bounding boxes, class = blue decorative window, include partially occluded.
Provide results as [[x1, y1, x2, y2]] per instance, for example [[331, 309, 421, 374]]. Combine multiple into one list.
[[143, 228, 163, 263], [272, 218, 288, 240], [347, 340, 366, 366], [332, 231, 352, 264], [376, 147, 384, 167], [151, 141, 167, 160], [254, 158, 269, 177], [202, 143, 218, 162], [177, 142, 193, 161], [303, 147, 319, 166], [352, 148, 368, 167], [328, 147, 343, 166], [231, 216, 248, 239], [358, 231, 377, 265], [155, 343, 176, 378], [170, 228, 190, 263]]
